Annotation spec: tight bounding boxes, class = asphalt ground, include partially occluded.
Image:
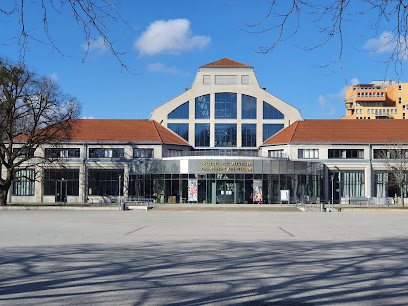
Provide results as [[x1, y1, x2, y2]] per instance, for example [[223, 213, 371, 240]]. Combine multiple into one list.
[[0, 210, 407, 305]]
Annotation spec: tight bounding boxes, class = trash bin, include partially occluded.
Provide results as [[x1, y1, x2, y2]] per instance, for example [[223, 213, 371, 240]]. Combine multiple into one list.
[[121, 202, 126, 211], [320, 203, 326, 212]]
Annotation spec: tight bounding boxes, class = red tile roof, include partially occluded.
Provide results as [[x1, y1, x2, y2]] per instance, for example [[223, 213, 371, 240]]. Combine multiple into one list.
[[200, 58, 253, 68], [15, 119, 189, 145], [263, 119, 408, 145]]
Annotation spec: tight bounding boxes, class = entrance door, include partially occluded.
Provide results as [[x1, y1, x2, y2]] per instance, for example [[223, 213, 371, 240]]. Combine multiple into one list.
[[216, 180, 235, 204], [55, 180, 67, 203]]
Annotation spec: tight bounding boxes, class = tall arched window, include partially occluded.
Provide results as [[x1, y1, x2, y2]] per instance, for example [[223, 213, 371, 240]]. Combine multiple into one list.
[[168, 101, 189, 119], [263, 102, 284, 119], [242, 95, 256, 119], [195, 95, 210, 119]]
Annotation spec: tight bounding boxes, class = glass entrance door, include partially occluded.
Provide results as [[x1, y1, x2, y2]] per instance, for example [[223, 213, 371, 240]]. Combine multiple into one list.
[[216, 180, 236, 204], [55, 180, 67, 203]]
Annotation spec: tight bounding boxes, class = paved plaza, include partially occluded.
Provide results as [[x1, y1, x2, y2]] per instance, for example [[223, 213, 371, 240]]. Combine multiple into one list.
[[0, 210, 408, 305]]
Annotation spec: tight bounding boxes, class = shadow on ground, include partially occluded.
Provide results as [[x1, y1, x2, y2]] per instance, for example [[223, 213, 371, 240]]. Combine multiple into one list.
[[1, 238, 408, 305]]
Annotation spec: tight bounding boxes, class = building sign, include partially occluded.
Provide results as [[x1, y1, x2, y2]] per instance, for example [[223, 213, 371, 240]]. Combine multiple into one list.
[[199, 161, 252, 172], [188, 179, 197, 202], [253, 180, 263, 204]]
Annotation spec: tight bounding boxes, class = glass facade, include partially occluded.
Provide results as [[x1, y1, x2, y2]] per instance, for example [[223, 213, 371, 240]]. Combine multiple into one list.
[[263, 102, 284, 119], [43, 169, 79, 197], [242, 124, 257, 147], [263, 124, 284, 141], [12, 169, 35, 196], [127, 159, 323, 204], [168, 101, 189, 119], [88, 169, 124, 196], [195, 95, 210, 119], [215, 124, 237, 147], [215, 93, 237, 119], [242, 95, 256, 119], [195, 124, 210, 147], [168, 123, 189, 141]]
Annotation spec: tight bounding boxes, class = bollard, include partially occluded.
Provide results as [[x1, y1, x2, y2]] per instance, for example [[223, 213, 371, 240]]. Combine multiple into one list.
[[320, 203, 325, 212]]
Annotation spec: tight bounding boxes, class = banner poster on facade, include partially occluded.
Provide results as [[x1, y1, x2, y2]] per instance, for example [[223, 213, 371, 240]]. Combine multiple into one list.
[[253, 179, 263, 204], [281, 190, 290, 202], [188, 179, 198, 202]]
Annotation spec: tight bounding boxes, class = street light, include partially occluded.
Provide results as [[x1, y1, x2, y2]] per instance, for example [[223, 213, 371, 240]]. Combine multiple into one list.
[[330, 175, 334, 212]]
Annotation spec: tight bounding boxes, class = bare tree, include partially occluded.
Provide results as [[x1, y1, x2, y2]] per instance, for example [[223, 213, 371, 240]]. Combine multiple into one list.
[[377, 144, 408, 207], [0, 1, 131, 70], [233, 0, 408, 79], [0, 59, 80, 206]]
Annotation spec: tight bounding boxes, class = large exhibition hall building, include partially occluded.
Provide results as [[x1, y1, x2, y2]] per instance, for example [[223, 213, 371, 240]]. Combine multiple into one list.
[[9, 59, 408, 205]]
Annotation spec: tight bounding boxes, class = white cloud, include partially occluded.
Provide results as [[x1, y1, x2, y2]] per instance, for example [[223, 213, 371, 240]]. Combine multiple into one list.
[[134, 19, 210, 56], [81, 36, 107, 52], [81, 116, 95, 119], [364, 31, 395, 54], [147, 62, 189, 76], [317, 78, 360, 118], [49, 72, 58, 82]]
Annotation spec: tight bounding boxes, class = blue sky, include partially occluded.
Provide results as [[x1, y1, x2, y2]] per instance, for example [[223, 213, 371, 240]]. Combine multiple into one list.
[[0, 1, 402, 120]]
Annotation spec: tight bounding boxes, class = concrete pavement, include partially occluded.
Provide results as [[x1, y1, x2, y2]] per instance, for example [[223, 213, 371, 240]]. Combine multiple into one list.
[[0, 210, 407, 305]]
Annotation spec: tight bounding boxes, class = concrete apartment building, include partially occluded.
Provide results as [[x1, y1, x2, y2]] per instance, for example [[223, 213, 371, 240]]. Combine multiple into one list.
[[344, 80, 408, 119]]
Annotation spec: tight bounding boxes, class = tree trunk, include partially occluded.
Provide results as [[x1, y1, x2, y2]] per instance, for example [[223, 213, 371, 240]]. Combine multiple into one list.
[[0, 171, 12, 206], [400, 185, 405, 207], [0, 188, 8, 206]]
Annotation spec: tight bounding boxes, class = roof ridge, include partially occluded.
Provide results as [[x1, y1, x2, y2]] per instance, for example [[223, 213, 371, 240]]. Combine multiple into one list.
[[289, 121, 300, 143], [151, 120, 164, 143]]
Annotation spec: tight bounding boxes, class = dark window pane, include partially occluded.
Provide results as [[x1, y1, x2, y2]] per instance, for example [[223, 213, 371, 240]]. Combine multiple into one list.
[[89, 148, 124, 158], [195, 95, 210, 119], [168, 123, 189, 141], [242, 95, 256, 119], [263, 124, 284, 141], [215, 93, 237, 119], [88, 169, 123, 196], [45, 148, 80, 158], [43, 169, 79, 196], [263, 102, 284, 119], [195, 124, 210, 147], [168, 101, 189, 119], [242, 124, 256, 147], [133, 148, 154, 158], [215, 124, 237, 147], [12, 169, 35, 196]]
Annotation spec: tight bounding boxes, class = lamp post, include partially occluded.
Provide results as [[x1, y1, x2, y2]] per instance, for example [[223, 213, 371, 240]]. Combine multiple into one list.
[[330, 175, 334, 212], [118, 174, 123, 210]]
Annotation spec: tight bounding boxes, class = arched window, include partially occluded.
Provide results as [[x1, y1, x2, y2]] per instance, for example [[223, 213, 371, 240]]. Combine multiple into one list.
[[263, 102, 284, 119], [242, 95, 256, 119], [195, 95, 210, 119], [168, 101, 189, 119]]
